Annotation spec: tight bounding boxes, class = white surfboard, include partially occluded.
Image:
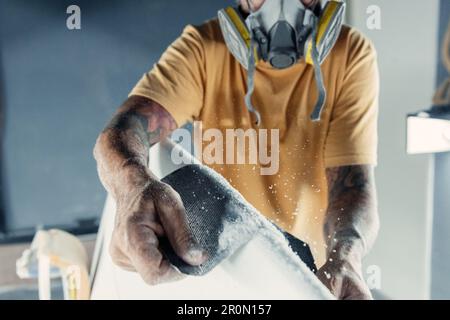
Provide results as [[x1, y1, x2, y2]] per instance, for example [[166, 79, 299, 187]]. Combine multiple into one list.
[[89, 139, 333, 300]]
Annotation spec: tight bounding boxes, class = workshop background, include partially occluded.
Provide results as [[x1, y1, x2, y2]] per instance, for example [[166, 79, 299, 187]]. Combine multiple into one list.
[[0, 0, 448, 299]]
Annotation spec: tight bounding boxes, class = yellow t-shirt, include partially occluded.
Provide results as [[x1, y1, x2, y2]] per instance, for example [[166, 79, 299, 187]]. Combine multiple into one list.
[[130, 19, 379, 265]]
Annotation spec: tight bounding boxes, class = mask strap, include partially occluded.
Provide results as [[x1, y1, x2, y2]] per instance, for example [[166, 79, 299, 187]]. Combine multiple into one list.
[[244, 12, 262, 126], [310, 17, 327, 122]]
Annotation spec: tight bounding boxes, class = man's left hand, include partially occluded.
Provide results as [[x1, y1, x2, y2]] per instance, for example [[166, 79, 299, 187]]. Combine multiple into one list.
[[317, 258, 373, 300]]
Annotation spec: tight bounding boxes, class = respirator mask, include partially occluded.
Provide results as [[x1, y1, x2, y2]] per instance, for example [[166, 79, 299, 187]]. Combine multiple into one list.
[[218, 0, 346, 124]]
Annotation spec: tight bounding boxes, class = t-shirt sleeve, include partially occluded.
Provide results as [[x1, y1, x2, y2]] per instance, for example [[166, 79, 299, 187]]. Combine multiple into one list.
[[129, 25, 206, 127], [324, 30, 380, 168]]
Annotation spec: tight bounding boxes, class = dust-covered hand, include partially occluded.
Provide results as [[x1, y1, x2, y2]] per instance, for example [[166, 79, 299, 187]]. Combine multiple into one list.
[[109, 174, 207, 285], [317, 258, 372, 300], [94, 97, 207, 285]]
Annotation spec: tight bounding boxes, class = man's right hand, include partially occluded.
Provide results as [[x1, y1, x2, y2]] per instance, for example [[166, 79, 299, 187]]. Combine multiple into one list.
[[94, 96, 207, 286], [109, 175, 207, 285]]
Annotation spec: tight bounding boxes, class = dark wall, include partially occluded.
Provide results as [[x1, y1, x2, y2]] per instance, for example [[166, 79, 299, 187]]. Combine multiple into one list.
[[0, 0, 229, 232], [432, 0, 450, 300]]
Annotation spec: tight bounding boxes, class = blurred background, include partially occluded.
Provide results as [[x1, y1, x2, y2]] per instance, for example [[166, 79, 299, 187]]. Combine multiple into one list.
[[0, 0, 448, 299]]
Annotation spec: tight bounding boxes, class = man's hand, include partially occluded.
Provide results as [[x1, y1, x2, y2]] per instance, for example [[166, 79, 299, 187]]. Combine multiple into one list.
[[94, 96, 207, 285], [322, 165, 379, 300], [110, 174, 207, 285], [317, 257, 372, 300]]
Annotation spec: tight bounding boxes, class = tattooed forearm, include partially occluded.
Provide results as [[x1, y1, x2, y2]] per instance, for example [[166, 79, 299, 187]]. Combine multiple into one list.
[[94, 96, 177, 199], [324, 165, 379, 260], [104, 96, 176, 161]]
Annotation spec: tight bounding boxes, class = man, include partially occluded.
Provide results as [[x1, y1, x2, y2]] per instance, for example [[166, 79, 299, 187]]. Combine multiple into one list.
[[94, 0, 379, 300]]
